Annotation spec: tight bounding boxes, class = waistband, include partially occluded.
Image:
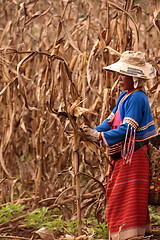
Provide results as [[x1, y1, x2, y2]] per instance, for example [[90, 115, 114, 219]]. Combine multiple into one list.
[[110, 140, 148, 161]]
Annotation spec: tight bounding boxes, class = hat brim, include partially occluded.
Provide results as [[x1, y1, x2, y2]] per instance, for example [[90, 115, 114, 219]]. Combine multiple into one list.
[[103, 61, 156, 79]]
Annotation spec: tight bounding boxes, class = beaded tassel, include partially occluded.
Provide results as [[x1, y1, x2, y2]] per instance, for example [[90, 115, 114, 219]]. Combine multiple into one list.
[[122, 125, 136, 164]]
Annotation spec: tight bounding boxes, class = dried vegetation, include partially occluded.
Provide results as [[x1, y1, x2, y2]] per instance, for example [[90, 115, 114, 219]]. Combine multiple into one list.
[[0, 0, 160, 237]]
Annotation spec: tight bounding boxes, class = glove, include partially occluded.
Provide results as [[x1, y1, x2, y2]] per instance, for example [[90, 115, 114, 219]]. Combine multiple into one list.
[[80, 124, 101, 142]]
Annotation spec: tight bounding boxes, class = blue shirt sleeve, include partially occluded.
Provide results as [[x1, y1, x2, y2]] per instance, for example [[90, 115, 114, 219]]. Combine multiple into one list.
[[94, 119, 111, 132]]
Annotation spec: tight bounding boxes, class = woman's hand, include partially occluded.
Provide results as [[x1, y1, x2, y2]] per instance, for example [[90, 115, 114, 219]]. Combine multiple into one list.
[[80, 125, 101, 142]]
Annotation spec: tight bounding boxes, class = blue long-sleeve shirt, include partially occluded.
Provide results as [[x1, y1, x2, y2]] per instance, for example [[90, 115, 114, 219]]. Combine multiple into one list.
[[95, 89, 157, 147]]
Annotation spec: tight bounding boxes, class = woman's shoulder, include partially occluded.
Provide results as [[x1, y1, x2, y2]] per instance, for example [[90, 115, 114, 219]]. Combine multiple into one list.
[[128, 90, 149, 105], [130, 90, 147, 99]]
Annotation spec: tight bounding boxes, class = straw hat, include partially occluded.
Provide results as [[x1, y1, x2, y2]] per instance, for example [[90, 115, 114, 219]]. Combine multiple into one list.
[[103, 51, 156, 79]]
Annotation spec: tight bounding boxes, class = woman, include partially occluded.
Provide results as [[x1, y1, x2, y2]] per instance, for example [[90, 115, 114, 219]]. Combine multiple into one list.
[[83, 51, 158, 240]]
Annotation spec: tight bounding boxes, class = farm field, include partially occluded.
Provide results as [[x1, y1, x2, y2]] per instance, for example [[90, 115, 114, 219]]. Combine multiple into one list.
[[0, 0, 159, 239]]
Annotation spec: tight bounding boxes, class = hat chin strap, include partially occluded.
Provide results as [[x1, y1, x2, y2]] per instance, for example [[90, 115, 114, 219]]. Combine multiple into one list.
[[133, 77, 147, 88]]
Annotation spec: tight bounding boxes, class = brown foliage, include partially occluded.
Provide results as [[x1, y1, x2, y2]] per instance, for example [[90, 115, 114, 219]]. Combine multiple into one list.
[[0, 0, 159, 229]]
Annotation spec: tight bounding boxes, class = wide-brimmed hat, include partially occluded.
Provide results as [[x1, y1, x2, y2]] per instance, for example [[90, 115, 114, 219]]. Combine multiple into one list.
[[103, 51, 156, 79]]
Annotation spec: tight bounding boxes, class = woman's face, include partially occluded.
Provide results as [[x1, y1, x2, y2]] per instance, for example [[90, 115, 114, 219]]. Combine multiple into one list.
[[118, 74, 134, 91]]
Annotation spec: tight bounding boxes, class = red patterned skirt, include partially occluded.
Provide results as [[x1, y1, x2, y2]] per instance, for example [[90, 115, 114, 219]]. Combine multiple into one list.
[[106, 145, 151, 240]]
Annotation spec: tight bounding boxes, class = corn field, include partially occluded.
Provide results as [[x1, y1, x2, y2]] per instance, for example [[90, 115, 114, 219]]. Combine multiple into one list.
[[0, 0, 160, 237]]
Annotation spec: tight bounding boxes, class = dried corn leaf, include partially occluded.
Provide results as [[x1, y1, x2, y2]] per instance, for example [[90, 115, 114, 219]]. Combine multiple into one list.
[[69, 100, 97, 118], [35, 228, 54, 240], [62, 21, 82, 55], [135, 4, 143, 24], [0, 20, 12, 44], [24, 6, 52, 28], [0, 145, 11, 177], [82, 141, 99, 154]]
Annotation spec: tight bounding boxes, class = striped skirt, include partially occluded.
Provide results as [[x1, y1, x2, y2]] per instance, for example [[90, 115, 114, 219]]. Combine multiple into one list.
[[106, 145, 152, 240]]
